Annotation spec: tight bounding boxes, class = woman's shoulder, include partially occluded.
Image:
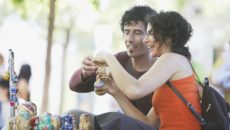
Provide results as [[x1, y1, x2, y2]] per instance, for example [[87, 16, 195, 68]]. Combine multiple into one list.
[[158, 53, 188, 64], [157, 53, 193, 79], [161, 52, 187, 58]]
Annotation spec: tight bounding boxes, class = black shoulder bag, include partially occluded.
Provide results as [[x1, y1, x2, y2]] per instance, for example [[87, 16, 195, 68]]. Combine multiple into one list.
[[167, 64, 230, 130]]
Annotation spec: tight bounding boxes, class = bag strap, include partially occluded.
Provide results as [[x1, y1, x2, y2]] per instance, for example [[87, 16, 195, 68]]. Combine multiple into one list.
[[166, 81, 206, 125], [188, 62, 204, 87], [188, 61, 230, 115]]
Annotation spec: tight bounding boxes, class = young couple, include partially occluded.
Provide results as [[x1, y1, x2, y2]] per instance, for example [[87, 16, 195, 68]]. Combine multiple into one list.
[[70, 6, 201, 130]]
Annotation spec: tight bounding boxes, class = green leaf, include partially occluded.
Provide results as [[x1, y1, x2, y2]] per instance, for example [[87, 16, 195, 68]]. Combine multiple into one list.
[[12, 0, 24, 5], [89, 0, 100, 10]]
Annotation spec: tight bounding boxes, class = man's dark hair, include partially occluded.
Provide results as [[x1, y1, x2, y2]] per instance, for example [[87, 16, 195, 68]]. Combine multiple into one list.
[[120, 6, 157, 32]]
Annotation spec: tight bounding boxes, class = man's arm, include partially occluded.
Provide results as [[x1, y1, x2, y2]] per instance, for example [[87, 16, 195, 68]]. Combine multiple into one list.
[[69, 69, 96, 92], [69, 56, 97, 92], [69, 52, 127, 93]]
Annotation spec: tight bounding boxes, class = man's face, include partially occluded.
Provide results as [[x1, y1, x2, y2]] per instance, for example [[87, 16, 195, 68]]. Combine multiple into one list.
[[123, 21, 149, 58]]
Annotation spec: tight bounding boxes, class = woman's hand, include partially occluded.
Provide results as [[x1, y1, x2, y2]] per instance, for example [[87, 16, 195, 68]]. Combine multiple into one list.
[[95, 75, 123, 97], [93, 50, 110, 65], [107, 77, 123, 97]]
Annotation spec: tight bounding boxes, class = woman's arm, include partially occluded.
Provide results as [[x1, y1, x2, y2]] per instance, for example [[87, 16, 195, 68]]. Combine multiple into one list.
[[108, 79, 159, 128], [95, 51, 190, 99], [115, 93, 159, 128]]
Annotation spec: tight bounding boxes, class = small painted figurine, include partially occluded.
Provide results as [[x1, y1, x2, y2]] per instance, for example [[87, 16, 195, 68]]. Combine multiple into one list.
[[79, 114, 92, 130], [93, 60, 111, 95]]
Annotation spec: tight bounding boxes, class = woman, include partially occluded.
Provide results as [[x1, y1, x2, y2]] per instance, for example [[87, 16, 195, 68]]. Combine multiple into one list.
[[17, 64, 32, 101], [94, 11, 201, 130]]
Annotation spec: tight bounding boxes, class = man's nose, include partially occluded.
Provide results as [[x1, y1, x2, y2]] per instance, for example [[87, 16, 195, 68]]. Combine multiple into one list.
[[125, 33, 134, 42]]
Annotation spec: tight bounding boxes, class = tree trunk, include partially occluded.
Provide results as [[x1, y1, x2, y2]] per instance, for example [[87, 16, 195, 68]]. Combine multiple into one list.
[[59, 27, 71, 114], [41, 0, 56, 113]]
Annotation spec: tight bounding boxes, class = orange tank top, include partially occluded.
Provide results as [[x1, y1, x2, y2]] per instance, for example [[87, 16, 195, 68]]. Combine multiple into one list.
[[152, 74, 201, 130]]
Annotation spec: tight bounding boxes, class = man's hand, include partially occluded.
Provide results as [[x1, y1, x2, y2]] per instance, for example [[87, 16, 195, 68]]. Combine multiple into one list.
[[81, 56, 97, 80]]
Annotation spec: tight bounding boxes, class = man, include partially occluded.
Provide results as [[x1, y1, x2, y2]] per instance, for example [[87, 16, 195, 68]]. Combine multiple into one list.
[[70, 5, 157, 114], [69, 5, 157, 122]]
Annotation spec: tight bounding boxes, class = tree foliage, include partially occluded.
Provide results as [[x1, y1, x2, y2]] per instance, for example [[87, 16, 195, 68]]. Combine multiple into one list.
[[10, 0, 48, 21], [89, 0, 100, 10]]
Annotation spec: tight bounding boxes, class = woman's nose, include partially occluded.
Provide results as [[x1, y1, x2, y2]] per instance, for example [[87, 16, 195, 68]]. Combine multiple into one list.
[[143, 35, 148, 44]]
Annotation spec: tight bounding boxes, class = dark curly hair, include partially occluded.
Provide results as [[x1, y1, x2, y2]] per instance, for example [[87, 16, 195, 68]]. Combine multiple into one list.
[[149, 11, 193, 60], [120, 5, 157, 32], [18, 64, 32, 82]]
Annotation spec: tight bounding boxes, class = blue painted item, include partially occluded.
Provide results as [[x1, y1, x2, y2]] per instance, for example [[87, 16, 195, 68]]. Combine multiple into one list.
[[61, 115, 75, 130]]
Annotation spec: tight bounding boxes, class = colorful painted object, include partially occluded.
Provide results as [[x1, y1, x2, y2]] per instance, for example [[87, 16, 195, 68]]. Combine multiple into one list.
[[15, 111, 31, 130], [51, 115, 61, 130], [61, 115, 77, 130], [30, 116, 39, 130], [9, 87, 17, 106], [13, 102, 37, 130], [94, 79, 105, 89], [93, 61, 111, 96], [3, 118, 15, 130], [79, 114, 92, 130], [8, 49, 18, 119], [96, 66, 110, 79], [17, 102, 37, 117], [2, 102, 37, 130], [37, 113, 52, 130]]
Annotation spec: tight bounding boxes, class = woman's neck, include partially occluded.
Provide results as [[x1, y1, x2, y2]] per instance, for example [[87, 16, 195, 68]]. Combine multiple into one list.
[[159, 45, 171, 56]]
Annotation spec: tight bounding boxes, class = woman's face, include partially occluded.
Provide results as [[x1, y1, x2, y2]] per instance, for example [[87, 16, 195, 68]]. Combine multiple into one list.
[[143, 24, 161, 57]]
